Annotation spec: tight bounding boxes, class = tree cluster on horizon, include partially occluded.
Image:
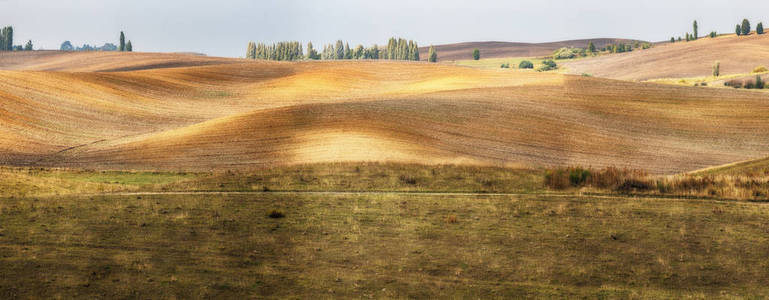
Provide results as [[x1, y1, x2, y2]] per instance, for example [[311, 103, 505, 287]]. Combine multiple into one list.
[[245, 37, 421, 62], [0, 26, 14, 51], [119, 31, 133, 52]]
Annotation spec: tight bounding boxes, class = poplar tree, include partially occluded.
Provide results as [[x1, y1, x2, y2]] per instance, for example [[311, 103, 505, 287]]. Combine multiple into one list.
[[736, 24, 742, 36], [119, 31, 125, 51], [126, 40, 132, 52], [335, 40, 344, 59], [472, 49, 480, 60], [428, 45, 437, 62], [693, 20, 698, 40], [742, 19, 751, 35], [588, 41, 596, 53], [758, 22, 764, 35], [246, 42, 256, 59], [343, 42, 351, 59]]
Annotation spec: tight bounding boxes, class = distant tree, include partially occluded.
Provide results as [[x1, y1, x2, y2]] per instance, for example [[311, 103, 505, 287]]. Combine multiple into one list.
[[60, 40, 74, 51], [472, 48, 480, 60], [670, 37, 675, 43], [518, 60, 534, 69], [335, 40, 344, 59], [710, 31, 717, 38], [713, 61, 720, 77], [5, 27, 13, 51], [736, 24, 742, 36], [693, 20, 698, 40], [756, 75, 765, 89], [758, 22, 765, 35], [119, 31, 125, 51], [306, 42, 320, 60], [588, 41, 596, 53], [678, 37, 682, 41], [686, 33, 690, 41], [353, 44, 364, 59], [742, 19, 751, 35], [126, 40, 132, 52], [24, 40, 32, 51], [428, 45, 437, 62], [246, 42, 256, 59], [537, 60, 557, 72], [343, 42, 351, 59]]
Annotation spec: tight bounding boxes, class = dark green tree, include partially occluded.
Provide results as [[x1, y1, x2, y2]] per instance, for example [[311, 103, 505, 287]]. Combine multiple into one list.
[[742, 19, 751, 35], [472, 48, 480, 60], [693, 20, 698, 40], [428, 45, 437, 62], [588, 41, 596, 53], [758, 22, 764, 34], [736, 24, 742, 36], [335, 40, 344, 59], [670, 37, 675, 43], [119, 31, 125, 51], [306, 42, 319, 60], [246, 42, 256, 59], [126, 40, 132, 52], [343, 42, 351, 59], [518, 60, 534, 69], [24, 40, 32, 51]]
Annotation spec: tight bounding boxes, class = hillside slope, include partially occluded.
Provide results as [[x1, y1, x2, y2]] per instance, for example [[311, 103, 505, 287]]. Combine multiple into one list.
[[564, 33, 769, 80], [419, 38, 645, 61], [4, 51, 769, 174]]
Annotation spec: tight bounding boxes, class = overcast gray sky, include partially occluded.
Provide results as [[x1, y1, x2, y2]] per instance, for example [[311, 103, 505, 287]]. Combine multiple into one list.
[[2, 0, 768, 57]]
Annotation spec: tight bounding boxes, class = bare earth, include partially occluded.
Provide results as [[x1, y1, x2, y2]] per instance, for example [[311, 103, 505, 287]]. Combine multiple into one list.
[[2, 51, 769, 174]]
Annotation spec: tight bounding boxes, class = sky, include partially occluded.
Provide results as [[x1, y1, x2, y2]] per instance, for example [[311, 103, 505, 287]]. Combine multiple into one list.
[[2, 0, 769, 57]]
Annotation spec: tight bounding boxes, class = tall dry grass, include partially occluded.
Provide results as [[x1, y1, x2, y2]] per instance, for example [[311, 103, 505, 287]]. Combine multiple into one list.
[[546, 166, 769, 201]]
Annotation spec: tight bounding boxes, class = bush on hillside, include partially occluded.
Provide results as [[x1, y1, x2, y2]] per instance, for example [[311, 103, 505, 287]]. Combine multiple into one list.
[[500, 63, 510, 69], [472, 48, 480, 60], [518, 60, 534, 69], [753, 66, 768, 73], [552, 47, 586, 59], [724, 79, 743, 88], [536, 60, 557, 72]]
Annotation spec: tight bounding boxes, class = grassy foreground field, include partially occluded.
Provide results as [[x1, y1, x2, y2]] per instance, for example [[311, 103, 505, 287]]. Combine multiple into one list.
[[2, 192, 768, 298], [1, 164, 769, 298]]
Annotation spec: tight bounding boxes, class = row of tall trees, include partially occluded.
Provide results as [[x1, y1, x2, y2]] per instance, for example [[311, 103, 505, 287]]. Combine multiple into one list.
[[246, 41, 304, 61], [736, 19, 765, 36], [0, 26, 13, 51], [245, 37, 425, 62]]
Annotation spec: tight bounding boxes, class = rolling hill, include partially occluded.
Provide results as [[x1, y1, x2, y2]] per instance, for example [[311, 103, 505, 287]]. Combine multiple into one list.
[[418, 38, 645, 61], [0, 54, 769, 174], [564, 33, 769, 81], [2, 51, 769, 174]]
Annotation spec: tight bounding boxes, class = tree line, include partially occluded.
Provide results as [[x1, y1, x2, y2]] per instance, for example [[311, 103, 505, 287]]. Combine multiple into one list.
[[671, 19, 767, 43], [0, 26, 34, 51], [61, 31, 132, 52], [245, 37, 427, 62]]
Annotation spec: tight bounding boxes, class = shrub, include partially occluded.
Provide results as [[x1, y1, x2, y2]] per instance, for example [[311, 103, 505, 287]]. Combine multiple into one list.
[[757, 75, 765, 89], [710, 31, 717, 38], [399, 174, 418, 185], [713, 61, 720, 77], [758, 22, 765, 34], [537, 60, 557, 72], [745, 80, 755, 89], [544, 169, 570, 189], [552, 47, 586, 59], [569, 167, 591, 186], [753, 66, 768, 73], [617, 179, 653, 193], [268, 210, 285, 218], [518, 60, 534, 69], [724, 79, 743, 88], [472, 48, 480, 60], [500, 63, 510, 69]]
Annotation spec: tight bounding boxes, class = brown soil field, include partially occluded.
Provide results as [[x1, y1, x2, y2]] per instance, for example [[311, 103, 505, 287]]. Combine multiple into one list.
[[419, 38, 644, 61], [3, 51, 769, 174], [564, 33, 769, 81]]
